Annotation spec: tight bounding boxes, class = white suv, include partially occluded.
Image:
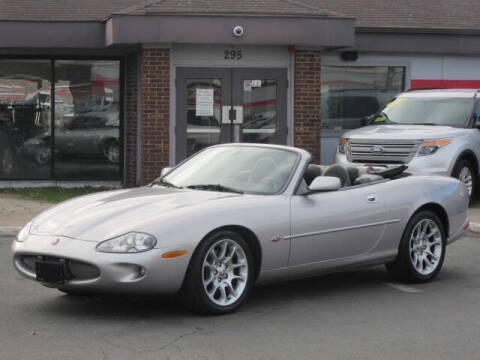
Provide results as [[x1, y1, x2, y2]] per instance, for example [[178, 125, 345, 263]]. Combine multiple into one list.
[[335, 89, 480, 202]]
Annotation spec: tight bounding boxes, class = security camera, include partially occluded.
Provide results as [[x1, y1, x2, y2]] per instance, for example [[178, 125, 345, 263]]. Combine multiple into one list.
[[233, 26, 245, 37]]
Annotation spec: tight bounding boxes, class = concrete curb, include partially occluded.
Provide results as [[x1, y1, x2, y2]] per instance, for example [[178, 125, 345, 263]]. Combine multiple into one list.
[[0, 227, 20, 237], [468, 222, 480, 234]]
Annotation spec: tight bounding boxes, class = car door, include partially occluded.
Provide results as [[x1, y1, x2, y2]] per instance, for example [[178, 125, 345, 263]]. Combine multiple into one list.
[[288, 185, 390, 266]]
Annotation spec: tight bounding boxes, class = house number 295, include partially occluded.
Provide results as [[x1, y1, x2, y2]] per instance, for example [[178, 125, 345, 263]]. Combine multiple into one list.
[[224, 49, 243, 60]]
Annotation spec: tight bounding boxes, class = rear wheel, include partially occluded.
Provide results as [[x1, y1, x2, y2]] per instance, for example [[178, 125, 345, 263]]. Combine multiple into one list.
[[386, 210, 446, 283], [180, 231, 254, 314], [452, 159, 476, 204], [35, 146, 51, 165], [104, 141, 119, 164]]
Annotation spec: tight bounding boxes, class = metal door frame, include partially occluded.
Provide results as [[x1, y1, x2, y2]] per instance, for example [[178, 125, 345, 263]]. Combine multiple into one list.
[[175, 67, 231, 161], [175, 67, 288, 162], [232, 68, 288, 145]]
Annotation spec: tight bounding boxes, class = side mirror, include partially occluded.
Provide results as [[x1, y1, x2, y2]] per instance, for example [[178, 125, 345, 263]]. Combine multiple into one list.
[[308, 176, 341, 192], [474, 118, 480, 129], [160, 167, 172, 177]]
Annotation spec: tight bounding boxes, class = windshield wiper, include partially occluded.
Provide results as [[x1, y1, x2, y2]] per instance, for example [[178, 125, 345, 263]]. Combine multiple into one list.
[[151, 179, 182, 189], [186, 184, 244, 194], [411, 122, 438, 126]]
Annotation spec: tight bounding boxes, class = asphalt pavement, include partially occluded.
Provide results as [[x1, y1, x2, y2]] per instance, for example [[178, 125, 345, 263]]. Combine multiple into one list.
[[1, 234, 480, 360]]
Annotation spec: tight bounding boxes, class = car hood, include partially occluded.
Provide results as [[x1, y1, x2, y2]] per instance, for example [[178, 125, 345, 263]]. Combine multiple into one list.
[[30, 187, 240, 241], [343, 124, 466, 140]]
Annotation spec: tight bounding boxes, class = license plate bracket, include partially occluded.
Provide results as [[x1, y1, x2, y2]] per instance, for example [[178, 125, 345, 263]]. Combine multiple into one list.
[[35, 260, 65, 284]]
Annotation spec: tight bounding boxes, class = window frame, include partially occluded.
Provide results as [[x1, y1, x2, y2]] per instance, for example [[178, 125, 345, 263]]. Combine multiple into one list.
[[320, 64, 407, 131], [0, 55, 124, 182]]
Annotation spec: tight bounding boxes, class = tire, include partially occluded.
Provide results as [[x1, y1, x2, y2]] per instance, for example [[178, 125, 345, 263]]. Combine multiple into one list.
[[386, 210, 446, 283], [180, 231, 254, 315], [1, 147, 14, 175], [35, 146, 51, 165], [452, 159, 476, 204], [57, 289, 90, 296]]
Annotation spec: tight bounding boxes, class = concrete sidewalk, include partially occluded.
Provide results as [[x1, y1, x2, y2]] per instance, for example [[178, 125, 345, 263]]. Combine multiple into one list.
[[467, 206, 480, 233], [0, 195, 52, 237]]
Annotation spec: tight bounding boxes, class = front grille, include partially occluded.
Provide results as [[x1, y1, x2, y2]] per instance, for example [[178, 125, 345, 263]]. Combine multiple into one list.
[[347, 139, 421, 164], [20, 255, 100, 280]]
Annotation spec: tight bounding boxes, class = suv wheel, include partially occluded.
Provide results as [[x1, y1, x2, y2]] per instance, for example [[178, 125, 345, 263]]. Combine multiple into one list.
[[452, 159, 476, 203]]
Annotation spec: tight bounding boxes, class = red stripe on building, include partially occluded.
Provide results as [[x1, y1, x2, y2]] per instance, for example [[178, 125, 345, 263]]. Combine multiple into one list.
[[411, 79, 480, 89], [243, 99, 277, 107]]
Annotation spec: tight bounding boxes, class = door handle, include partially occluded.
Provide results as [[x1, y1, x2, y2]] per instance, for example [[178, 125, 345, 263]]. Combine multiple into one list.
[[366, 194, 378, 203]]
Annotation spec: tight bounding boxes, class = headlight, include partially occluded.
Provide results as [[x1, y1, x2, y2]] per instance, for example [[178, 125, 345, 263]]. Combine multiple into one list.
[[96, 232, 157, 253], [16, 221, 32, 242], [416, 138, 452, 156], [338, 137, 349, 154]]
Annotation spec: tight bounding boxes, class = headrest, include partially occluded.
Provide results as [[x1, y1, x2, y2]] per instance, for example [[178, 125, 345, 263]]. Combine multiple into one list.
[[323, 164, 351, 187], [304, 164, 323, 185]]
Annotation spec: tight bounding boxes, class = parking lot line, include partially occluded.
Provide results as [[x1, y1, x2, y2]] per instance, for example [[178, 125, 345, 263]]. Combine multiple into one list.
[[383, 282, 422, 293]]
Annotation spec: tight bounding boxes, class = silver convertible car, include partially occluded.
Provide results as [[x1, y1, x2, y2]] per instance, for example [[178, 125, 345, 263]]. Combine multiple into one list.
[[12, 144, 469, 314]]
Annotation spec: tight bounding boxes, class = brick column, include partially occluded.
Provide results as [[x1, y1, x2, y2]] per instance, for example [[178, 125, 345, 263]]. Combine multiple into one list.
[[124, 53, 138, 187], [294, 50, 322, 162], [139, 48, 170, 185]]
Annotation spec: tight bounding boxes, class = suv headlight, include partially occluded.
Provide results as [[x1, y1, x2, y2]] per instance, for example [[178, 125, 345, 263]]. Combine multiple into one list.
[[338, 137, 349, 154], [16, 221, 32, 242], [96, 232, 157, 253], [416, 138, 452, 156]]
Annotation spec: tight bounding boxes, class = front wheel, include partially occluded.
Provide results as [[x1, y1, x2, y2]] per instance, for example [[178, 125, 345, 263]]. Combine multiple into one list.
[[386, 210, 446, 283], [452, 159, 476, 204], [180, 231, 254, 314]]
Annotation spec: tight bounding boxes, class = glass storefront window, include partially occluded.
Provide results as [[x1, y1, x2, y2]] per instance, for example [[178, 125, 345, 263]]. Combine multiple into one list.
[[0, 59, 121, 181], [321, 66, 405, 130], [0, 60, 52, 179], [54, 60, 120, 179]]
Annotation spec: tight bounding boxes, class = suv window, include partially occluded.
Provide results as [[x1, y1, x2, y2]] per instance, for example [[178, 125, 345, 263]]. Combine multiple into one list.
[[373, 96, 475, 128]]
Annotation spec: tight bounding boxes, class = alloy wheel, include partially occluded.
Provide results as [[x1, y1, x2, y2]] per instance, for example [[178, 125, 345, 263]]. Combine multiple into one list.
[[202, 239, 248, 306], [458, 166, 473, 197], [36, 147, 51, 165], [105, 144, 119, 163], [409, 219, 443, 276]]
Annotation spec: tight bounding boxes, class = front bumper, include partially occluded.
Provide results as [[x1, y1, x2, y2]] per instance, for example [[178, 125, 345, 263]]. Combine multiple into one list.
[[12, 235, 191, 294], [335, 151, 453, 176]]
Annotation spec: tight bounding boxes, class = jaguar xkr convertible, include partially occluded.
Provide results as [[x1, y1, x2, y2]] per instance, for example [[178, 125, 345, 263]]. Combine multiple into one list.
[[12, 144, 469, 314]]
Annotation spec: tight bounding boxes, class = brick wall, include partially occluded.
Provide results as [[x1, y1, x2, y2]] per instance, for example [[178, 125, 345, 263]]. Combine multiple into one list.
[[294, 50, 322, 162], [139, 48, 170, 185], [124, 53, 138, 187]]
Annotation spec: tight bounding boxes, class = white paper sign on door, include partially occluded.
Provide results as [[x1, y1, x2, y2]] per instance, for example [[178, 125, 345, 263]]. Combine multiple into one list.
[[196, 88, 214, 116]]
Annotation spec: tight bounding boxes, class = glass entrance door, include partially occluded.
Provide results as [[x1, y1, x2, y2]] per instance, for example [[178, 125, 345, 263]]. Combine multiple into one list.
[[176, 67, 287, 162]]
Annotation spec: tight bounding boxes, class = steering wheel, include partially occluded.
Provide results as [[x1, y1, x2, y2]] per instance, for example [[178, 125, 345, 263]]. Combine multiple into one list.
[[248, 157, 277, 184], [259, 176, 283, 192]]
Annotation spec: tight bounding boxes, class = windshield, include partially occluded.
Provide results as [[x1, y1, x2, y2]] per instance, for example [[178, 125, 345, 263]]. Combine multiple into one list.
[[159, 146, 300, 195], [372, 96, 475, 127]]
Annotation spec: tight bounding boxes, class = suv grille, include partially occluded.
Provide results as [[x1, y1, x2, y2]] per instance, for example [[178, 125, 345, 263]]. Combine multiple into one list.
[[347, 139, 421, 164]]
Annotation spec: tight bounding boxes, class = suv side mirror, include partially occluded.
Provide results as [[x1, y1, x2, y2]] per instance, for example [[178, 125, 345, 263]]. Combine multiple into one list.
[[474, 118, 480, 129], [160, 167, 172, 177], [308, 176, 341, 192]]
